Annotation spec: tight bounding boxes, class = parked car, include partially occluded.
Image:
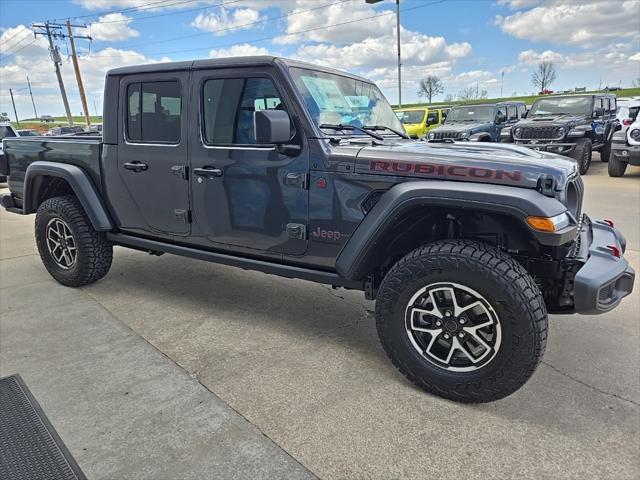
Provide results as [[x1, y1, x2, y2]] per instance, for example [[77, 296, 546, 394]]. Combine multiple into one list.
[[0, 57, 634, 403], [616, 101, 640, 129], [40, 115, 55, 123], [428, 102, 526, 142], [539, 89, 554, 95], [0, 114, 10, 122], [501, 94, 620, 174], [46, 126, 85, 136], [0, 122, 18, 182], [17, 129, 40, 136], [609, 117, 640, 177], [85, 124, 103, 133], [394, 107, 449, 140]]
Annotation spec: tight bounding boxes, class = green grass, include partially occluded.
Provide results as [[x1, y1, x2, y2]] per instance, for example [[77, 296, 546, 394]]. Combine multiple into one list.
[[394, 87, 640, 109]]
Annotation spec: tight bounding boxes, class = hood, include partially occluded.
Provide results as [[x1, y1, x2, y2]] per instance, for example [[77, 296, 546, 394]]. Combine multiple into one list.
[[435, 121, 491, 133], [354, 139, 577, 189], [518, 114, 589, 127]]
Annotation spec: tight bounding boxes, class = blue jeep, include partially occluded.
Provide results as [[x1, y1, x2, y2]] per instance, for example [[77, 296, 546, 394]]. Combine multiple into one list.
[[428, 102, 526, 142]]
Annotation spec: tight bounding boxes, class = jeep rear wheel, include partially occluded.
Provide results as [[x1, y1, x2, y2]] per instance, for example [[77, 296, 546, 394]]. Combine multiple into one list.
[[571, 138, 592, 174], [35, 195, 113, 287], [375, 240, 547, 403], [608, 155, 628, 177]]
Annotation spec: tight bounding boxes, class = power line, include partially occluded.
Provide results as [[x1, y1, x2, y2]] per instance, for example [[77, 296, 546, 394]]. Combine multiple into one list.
[[48, 0, 197, 23], [93, 0, 448, 59], [1, 27, 31, 51], [4, 37, 39, 57], [123, 0, 350, 50], [2, 33, 36, 57]]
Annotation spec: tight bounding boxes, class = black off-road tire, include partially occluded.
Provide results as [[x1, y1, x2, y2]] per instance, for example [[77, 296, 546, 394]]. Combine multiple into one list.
[[608, 155, 628, 177], [571, 138, 592, 174], [35, 195, 113, 287], [375, 240, 548, 403], [600, 141, 611, 163]]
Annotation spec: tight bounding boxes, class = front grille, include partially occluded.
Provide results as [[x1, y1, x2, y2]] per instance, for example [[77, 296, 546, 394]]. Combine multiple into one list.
[[515, 126, 564, 140], [431, 130, 463, 140]]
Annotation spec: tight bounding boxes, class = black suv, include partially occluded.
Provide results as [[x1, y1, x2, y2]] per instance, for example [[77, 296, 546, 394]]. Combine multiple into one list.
[[0, 57, 634, 403], [502, 94, 620, 174], [428, 102, 526, 142]]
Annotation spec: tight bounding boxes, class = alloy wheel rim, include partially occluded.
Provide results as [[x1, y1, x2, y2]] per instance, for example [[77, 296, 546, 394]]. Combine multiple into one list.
[[405, 282, 501, 372], [46, 218, 77, 270]]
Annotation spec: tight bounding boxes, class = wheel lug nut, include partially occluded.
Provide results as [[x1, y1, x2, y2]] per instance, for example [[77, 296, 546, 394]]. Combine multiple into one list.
[[459, 318, 466, 324], [443, 333, 450, 339], [458, 332, 464, 338], [445, 311, 452, 317], [435, 320, 442, 326]]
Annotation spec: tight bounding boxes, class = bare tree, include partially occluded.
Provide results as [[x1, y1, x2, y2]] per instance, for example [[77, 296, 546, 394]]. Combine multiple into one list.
[[531, 61, 557, 92], [457, 86, 476, 101], [634, 76, 640, 88], [479, 89, 488, 99], [417, 75, 444, 103]]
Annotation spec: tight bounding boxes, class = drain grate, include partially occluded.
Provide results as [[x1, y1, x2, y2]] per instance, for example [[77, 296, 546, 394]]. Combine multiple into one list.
[[0, 374, 86, 480]]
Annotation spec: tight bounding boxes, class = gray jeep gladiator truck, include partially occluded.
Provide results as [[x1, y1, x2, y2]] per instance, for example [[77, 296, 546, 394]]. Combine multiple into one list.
[[501, 94, 620, 175], [0, 57, 635, 403]]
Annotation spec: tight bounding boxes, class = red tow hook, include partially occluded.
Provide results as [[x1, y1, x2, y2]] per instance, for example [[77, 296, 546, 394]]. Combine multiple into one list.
[[603, 219, 615, 228], [607, 245, 621, 258]]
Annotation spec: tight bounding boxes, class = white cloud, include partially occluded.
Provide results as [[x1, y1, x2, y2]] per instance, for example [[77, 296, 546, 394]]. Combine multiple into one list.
[[630, 52, 640, 61], [496, 1, 640, 47], [0, 25, 49, 57], [88, 13, 140, 41], [208, 44, 271, 58], [191, 7, 263, 36]]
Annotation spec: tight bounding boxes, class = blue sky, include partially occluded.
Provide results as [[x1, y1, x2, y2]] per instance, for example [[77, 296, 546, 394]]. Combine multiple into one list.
[[1, 0, 639, 118]]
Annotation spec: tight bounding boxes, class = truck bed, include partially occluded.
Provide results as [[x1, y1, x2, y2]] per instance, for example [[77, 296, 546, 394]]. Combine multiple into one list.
[[1, 136, 104, 202]]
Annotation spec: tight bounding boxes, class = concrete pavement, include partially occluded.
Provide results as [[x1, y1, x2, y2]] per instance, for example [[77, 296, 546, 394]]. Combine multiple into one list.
[[1, 155, 638, 479]]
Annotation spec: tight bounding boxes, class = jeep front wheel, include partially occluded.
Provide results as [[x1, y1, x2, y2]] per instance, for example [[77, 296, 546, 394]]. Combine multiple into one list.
[[375, 240, 547, 403], [571, 138, 592, 174], [35, 195, 113, 287], [608, 155, 627, 177]]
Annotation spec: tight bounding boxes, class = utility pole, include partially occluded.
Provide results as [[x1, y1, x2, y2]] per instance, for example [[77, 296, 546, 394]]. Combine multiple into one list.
[[9, 88, 19, 127], [27, 76, 38, 119], [367, 0, 401, 107], [66, 20, 92, 127], [33, 22, 73, 126]]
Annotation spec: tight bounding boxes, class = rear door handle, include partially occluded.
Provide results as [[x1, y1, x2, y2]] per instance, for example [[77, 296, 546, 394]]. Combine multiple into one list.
[[123, 161, 148, 172], [193, 166, 223, 179]]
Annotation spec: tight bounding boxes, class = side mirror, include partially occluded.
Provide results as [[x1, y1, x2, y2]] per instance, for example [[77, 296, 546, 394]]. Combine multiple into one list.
[[593, 107, 605, 118], [521, 110, 528, 119], [495, 113, 506, 124], [254, 110, 291, 144]]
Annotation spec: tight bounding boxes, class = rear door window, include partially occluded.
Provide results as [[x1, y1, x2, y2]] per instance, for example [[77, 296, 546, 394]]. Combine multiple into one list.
[[126, 80, 181, 144], [0, 126, 16, 140]]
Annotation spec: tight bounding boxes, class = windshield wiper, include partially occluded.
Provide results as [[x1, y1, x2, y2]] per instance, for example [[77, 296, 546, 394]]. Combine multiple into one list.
[[363, 124, 410, 139], [319, 123, 384, 141]]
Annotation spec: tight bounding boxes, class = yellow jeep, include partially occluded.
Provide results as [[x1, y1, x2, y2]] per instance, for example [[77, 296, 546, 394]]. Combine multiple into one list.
[[395, 107, 449, 140]]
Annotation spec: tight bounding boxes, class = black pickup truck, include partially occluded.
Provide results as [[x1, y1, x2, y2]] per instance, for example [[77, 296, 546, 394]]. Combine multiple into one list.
[[0, 57, 634, 403]]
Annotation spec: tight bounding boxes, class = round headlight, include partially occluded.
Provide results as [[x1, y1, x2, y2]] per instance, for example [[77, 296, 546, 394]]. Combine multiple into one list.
[[557, 126, 566, 135], [630, 129, 640, 141], [428, 132, 435, 139], [514, 127, 523, 137], [461, 131, 470, 138]]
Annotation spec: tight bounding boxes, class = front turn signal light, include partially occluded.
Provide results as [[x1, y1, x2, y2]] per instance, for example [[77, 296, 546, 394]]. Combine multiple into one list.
[[526, 213, 571, 233]]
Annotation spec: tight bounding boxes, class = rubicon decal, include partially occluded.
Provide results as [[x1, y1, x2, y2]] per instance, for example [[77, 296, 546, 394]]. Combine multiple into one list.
[[369, 160, 522, 182]]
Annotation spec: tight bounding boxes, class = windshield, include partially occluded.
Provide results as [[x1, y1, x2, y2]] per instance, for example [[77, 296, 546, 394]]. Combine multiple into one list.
[[0, 126, 17, 140], [396, 110, 425, 124], [445, 106, 494, 123], [289, 67, 404, 134], [530, 97, 592, 116]]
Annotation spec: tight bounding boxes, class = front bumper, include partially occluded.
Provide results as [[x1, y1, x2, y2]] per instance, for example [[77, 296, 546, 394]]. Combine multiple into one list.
[[514, 141, 576, 155], [612, 142, 640, 166], [573, 218, 635, 314]]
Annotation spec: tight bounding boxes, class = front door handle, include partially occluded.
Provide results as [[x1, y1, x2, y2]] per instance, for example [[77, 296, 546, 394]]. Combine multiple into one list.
[[193, 166, 223, 179], [123, 161, 148, 172]]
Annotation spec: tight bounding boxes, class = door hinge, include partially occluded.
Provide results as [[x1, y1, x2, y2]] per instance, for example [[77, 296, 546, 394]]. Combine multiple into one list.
[[286, 223, 307, 240], [171, 165, 188, 180], [174, 209, 191, 223], [285, 172, 309, 189]]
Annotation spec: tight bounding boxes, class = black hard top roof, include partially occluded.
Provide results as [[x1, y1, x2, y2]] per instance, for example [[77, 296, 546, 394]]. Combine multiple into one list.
[[106, 56, 372, 84]]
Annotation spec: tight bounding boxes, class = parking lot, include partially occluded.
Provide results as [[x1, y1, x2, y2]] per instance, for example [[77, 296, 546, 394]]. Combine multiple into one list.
[[1, 156, 638, 479]]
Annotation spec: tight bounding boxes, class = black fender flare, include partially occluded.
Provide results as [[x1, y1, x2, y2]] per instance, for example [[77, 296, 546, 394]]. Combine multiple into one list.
[[470, 132, 492, 142], [24, 161, 114, 231], [335, 180, 575, 281]]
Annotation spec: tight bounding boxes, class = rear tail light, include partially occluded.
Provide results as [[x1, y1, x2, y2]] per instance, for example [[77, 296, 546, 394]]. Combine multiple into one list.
[[603, 219, 614, 228], [623, 119, 633, 126], [607, 245, 621, 258]]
